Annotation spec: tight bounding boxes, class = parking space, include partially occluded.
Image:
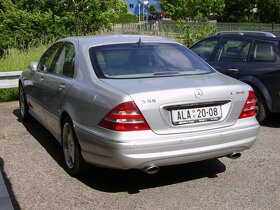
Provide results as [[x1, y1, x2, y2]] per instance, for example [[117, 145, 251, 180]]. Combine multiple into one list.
[[1, 101, 280, 210]]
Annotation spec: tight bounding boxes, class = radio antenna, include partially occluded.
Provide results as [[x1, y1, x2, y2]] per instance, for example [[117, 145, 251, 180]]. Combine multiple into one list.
[[137, 37, 144, 46]]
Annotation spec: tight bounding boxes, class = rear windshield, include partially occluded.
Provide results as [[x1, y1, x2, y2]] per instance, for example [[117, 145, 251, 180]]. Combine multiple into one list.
[[89, 43, 214, 79]]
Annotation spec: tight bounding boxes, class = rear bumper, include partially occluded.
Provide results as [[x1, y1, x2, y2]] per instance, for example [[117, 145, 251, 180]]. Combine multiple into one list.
[[74, 118, 259, 170]]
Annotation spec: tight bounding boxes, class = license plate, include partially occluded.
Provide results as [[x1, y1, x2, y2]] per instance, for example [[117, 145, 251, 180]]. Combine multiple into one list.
[[171, 106, 222, 125]]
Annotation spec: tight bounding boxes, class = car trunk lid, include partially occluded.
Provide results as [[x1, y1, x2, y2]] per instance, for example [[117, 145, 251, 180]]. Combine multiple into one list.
[[101, 72, 250, 135]]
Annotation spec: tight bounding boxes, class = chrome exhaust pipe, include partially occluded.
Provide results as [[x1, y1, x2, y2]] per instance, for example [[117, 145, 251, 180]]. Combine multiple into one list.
[[143, 165, 159, 174], [226, 152, 241, 159]]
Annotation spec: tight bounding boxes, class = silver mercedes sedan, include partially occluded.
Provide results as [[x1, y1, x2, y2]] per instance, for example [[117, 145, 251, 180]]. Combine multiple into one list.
[[19, 35, 259, 176]]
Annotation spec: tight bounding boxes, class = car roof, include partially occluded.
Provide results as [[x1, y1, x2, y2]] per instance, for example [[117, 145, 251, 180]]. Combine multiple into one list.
[[210, 31, 280, 41], [58, 35, 178, 47]]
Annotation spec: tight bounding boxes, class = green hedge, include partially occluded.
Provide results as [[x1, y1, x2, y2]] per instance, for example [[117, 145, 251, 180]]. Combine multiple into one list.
[[116, 13, 138, 24]]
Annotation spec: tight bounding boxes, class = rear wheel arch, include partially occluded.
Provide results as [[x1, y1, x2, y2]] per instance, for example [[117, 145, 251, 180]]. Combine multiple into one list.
[[240, 76, 272, 111], [60, 112, 70, 136], [60, 113, 86, 176], [60, 113, 77, 140], [241, 77, 271, 123]]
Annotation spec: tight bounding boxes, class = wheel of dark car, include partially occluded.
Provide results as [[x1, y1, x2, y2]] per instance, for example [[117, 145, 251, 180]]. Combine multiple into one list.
[[62, 116, 85, 177], [254, 89, 270, 123], [19, 84, 30, 121]]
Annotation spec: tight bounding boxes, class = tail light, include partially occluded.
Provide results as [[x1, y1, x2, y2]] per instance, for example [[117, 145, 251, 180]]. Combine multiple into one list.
[[98, 101, 150, 131], [239, 90, 257, 119]]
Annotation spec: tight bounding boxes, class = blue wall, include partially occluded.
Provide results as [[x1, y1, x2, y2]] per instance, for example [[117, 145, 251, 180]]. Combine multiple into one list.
[[125, 0, 161, 16]]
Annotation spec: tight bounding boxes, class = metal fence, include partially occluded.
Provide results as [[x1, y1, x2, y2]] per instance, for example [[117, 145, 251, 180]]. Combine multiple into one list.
[[0, 71, 22, 89], [216, 22, 280, 35], [99, 21, 280, 47], [105, 21, 280, 37]]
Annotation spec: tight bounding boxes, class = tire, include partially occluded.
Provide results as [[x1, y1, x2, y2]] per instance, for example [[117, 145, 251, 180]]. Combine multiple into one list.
[[19, 84, 31, 121], [254, 89, 270, 123], [62, 116, 85, 177]]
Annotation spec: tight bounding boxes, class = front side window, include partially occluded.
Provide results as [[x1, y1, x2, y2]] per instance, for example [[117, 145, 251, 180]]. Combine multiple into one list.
[[252, 41, 276, 62], [215, 39, 251, 62], [191, 39, 218, 61], [90, 43, 214, 79], [38, 43, 63, 72]]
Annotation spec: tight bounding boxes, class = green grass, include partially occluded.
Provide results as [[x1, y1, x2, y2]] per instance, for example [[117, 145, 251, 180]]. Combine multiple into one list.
[[0, 45, 49, 72], [0, 88, 19, 102], [0, 45, 49, 102]]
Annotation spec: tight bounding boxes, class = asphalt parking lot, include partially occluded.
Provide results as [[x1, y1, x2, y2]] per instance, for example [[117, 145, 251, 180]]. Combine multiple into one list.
[[1, 101, 280, 210]]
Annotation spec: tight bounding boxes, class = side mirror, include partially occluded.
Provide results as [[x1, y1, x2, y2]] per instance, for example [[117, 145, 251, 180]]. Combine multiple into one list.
[[29, 62, 38, 72]]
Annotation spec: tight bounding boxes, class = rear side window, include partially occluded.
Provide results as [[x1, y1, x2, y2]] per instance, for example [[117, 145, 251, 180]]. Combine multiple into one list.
[[215, 39, 251, 62], [90, 43, 214, 79], [53, 43, 75, 78], [252, 41, 276, 62]]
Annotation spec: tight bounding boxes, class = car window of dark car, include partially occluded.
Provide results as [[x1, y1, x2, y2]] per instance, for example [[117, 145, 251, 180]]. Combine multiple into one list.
[[53, 43, 75, 78], [38, 43, 63, 72], [191, 39, 218, 61], [90, 43, 214, 79], [215, 39, 251, 62], [251, 41, 276, 62]]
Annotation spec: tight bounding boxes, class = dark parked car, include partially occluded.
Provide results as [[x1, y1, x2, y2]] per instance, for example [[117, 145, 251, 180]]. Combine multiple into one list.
[[148, 12, 162, 20], [190, 31, 280, 123]]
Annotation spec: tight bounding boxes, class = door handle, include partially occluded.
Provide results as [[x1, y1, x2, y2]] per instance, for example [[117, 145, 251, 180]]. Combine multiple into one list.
[[58, 84, 66, 91], [228, 68, 239, 72], [40, 77, 44, 83]]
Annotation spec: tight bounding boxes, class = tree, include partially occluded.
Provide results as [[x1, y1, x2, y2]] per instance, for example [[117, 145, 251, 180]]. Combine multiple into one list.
[[0, 0, 130, 51], [0, 5, 55, 49], [257, 0, 280, 23], [0, 0, 14, 10], [159, 0, 190, 20], [12, 0, 128, 33], [220, 0, 256, 22], [191, 0, 225, 19], [159, 0, 225, 21], [149, 4, 156, 13], [0, 0, 132, 54], [98, 0, 128, 26]]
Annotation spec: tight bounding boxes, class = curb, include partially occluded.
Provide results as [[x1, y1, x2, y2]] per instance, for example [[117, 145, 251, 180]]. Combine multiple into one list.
[[0, 171, 14, 210]]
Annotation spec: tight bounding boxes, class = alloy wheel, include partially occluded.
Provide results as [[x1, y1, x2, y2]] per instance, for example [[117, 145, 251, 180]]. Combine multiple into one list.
[[63, 122, 76, 169]]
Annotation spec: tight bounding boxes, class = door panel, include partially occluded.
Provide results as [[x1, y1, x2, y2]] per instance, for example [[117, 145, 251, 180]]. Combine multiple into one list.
[[27, 43, 63, 123], [210, 38, 252, 79], [41, 43, 75, 136], [209, 61, 245, 79], [25, 71, 46, 121], [41, 74, 72, 135]]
